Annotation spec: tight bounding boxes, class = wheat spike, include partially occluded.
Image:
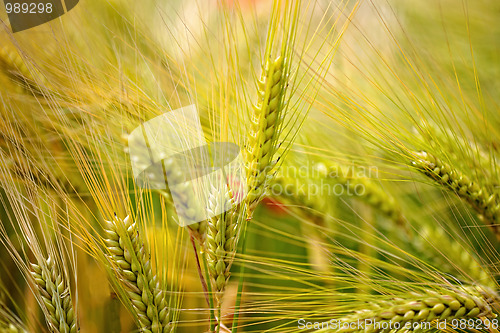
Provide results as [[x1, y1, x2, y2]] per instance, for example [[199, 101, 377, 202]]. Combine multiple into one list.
[[413, 151, 500, 238], [206, 187, 240, 304], [104, 215, 172, 333], [30, 257, 78, 333], [245, 55, 286, 218], [330, 288, 494, 333]]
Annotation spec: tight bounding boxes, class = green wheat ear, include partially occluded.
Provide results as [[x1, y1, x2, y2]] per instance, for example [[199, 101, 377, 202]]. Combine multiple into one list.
[[245, 55, 286, 219], [412, 151, 500, 238], [206, 187, 241, 304], [330, 288, 494, 333], [104, 215, 172, 333], [30, 257, 78, 333]]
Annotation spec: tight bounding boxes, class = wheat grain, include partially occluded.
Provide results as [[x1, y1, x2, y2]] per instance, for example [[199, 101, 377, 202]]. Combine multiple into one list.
[[245, 55, 286, 219], [412, 151, 500, 238], [104, 215, 172, 333], [30, 257, 78, 333], [330, 288, 494, 333], [206, 187, 240, 304], [471, 285, 500, 314]]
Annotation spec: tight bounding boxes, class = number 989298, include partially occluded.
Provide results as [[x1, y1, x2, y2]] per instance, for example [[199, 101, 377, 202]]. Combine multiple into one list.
[[5, 2, 53, 14]]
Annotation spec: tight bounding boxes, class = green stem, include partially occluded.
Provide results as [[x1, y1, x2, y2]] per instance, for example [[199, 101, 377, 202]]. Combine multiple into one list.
[[231, 219, 249, 333], [201, 251, 216, 332], [216, 306, 221, 333], [189, 232, 210, 307]]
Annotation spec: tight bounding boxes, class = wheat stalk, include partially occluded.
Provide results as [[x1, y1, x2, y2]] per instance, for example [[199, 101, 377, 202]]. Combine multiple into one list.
[[330, 288, 494, 333], [245, 55, 286, 219], [412, 151, 500, 238], [104, 215, 172, 333], [30, 257, 78, 333]]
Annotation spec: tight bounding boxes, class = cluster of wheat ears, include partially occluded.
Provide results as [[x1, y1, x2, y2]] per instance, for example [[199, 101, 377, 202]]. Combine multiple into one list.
[[0, 0, 499, 332]]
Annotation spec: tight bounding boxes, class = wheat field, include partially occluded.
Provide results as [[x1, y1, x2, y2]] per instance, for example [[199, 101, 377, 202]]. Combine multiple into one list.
[[0, 0, 499, 332]]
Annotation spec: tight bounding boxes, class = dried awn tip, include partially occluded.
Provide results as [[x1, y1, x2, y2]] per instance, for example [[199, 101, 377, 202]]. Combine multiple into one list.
[[104, 215, 172, 333], [246, 56, 286, 218], [413, 151, 500, 238], [30, 257, 78, 333]]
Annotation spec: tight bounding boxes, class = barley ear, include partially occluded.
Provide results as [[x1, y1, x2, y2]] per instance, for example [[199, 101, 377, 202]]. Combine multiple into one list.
[[332, 288, 494, 333], [412, 151, 500, 238], [245, 55, 286, 218], [206, 187, 240, 304], [104, 215, 172, 333], [30, 257, 78, 333]]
